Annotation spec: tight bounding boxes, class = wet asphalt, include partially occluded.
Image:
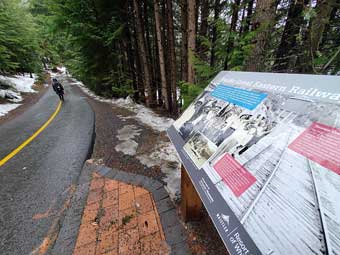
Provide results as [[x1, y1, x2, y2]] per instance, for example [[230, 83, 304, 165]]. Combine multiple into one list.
[[0, 75, 94, 255]]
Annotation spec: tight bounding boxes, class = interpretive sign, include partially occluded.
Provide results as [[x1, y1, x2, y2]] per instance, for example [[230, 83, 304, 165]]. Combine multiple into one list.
[[167, 71, 340, 255]]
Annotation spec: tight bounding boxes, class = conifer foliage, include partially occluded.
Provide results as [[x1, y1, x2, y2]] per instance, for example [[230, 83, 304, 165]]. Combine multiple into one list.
[[1, 0, 339, 114], [0, 0, 40, 74]]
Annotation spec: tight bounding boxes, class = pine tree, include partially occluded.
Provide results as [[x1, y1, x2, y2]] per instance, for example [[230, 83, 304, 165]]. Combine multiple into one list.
[[244, 0, 278, 71], [273, 0, 307, 72], [187, 0, 197, 83], [0, 0, 41, 74], [154, 0, 170, 110]]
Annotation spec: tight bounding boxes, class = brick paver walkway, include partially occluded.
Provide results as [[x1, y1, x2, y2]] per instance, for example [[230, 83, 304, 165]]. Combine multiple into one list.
[[73, 172, 169, 255]]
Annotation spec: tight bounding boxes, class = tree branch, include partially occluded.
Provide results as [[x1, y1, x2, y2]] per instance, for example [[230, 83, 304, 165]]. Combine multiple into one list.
[[322, 46, 340, 73]]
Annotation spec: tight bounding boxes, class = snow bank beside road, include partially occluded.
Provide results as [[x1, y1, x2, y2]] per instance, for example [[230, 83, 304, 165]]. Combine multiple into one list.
[[0, 104, 21, 117], [0, 90, 22, 102], [0, 74, 36, 117], [113, 97, 174, 132], [72, 78, 174, 132], [0, 74, 36, 93]]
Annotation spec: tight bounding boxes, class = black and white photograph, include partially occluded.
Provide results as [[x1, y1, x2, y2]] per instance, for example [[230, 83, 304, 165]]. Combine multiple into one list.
[[183, 131, 217, 168]]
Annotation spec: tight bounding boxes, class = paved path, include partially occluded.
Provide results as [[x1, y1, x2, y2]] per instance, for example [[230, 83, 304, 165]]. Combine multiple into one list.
[[52, 162, 189, 255], [74, 171, 169, 255], [0, 74, 189, 255], [0, 75, 95, 255]]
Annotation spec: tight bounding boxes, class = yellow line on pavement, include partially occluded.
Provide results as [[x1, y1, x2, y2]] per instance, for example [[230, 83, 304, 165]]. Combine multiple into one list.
[[0, 101, 62, 167]]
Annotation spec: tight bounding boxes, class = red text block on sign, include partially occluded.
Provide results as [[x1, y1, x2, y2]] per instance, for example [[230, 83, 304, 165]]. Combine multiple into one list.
[[289, 122, 340, 175], [213, 154, 256, 197]]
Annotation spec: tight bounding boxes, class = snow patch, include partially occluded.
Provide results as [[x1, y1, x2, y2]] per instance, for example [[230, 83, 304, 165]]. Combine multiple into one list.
[[0, 90, 22, 102], [72, 80, 112, 103], [71, 76, 174, 132], [112, 97, 174, 132], [137, 141, 181, 200], [115, 125, 142, 156], [0, 73, 36, 117], [0, 74, 36, 93], [114, 124, 180, 199], [57, 66, 66, 74], [0, 104, 21, 117], [115, 140, 139, 156], [116, 115, 130, 122]]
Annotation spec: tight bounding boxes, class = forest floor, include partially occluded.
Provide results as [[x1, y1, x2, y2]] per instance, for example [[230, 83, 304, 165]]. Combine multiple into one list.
[[71, 77, 228, 255]]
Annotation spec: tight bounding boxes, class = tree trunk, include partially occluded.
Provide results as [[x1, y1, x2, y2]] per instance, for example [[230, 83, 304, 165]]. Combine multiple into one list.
[[153, 0, 170, 111], [309, 0, 335, 57], [133, 26, 145, 102], [243, 0, 254, 33], [210, 0, 221, 67], [161, 0, 172, 110], [224, 0, 241, 70], [307, 0, 336, 73], [166, 0, 178, 115], [199, 0, 209, 38], [42, 58, 47, 70], [125, 23, 139, 100], [143, 0, 157, 102], [198, 0, 210, 60], [152, 23, 162, 105], [244, 0, 278, 71], [238, 1, 247, 35], [133, 0, 155, 106], [273, 0, 307, 72], [181, 0, 188, 81], [320, 7, 337, 48], [187, 0, 197, 83], [295, 0, 336, 73], [195, 0, 200, 42]]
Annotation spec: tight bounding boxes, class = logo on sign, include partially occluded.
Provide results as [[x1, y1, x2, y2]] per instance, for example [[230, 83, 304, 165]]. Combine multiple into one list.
[[216, 213, 230, 233], [221, 214, 230, 226]]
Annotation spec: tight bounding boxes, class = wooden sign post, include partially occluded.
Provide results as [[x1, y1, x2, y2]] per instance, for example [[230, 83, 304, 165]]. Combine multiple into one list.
[[180, 164, 202, 222]]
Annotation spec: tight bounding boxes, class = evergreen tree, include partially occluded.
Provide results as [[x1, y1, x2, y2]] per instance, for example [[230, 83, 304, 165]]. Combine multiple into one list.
[[0, 0, 41, 74], [8, 0, 336, 113]]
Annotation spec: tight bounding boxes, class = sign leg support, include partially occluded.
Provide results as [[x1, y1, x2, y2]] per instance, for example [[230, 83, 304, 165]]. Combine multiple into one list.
[[181, 165, 203, 222]]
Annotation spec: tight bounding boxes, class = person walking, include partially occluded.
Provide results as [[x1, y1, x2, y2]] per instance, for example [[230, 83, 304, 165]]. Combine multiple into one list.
[[52, 78, 64, 101]]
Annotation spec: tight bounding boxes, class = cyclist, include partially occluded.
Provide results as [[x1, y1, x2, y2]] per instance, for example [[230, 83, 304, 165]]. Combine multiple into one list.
[[52, 78, 64, 101]]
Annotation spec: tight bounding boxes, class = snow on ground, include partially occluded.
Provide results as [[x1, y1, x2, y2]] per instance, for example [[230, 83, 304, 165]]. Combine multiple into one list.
[[70, 80, 112, 103], [71, 78, 174, 132], [0, 74, 36, 117], [0, 90, 22, 103], [68, 74, 181, 199], [137, 141, 181, 200], [115, 125, 142, 156], [112, 97, 174, 132], [114, 122, 181, 199], [0, 74, 36, 93], [0, 104, 21, 117], [57, 66, 66, 74]]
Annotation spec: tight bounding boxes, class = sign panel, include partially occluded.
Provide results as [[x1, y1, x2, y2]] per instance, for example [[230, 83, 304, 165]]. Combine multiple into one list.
[[213, 153, 256, 197], [168, 71, 340, 255], [289, 122, 340, 174]]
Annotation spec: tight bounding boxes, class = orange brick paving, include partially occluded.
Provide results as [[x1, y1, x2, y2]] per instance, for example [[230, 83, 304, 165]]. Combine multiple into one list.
[[73, 172, 170, 255]]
